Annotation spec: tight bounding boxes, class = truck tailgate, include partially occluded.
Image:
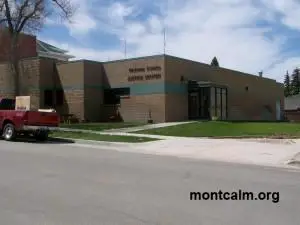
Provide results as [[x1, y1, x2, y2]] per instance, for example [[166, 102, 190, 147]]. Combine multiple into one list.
[[26, 111, 60, 127]]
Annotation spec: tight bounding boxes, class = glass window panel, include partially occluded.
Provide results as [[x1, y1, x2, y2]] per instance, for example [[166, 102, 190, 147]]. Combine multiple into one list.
[[221, 88, 226, 95], [216, 89, 221, 118], [222, 105, 227, 119], [210, 87, 215, 107], [221, 89, 227, 120], [216, 108, 222, 118]]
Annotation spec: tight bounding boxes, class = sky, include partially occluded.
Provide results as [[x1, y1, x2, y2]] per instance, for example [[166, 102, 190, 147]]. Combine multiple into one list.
[[39, 0, 300, 82]]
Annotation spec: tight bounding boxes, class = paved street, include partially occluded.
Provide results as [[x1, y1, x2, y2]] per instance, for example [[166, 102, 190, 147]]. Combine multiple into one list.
[[0, 140, 300, 225]]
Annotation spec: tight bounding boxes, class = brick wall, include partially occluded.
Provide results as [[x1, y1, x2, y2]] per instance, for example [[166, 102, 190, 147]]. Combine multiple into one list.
[[83, 61, 104, 122], [102, 56, 166, 122], [56, 61, 85, 121], [0, 31, 37, 62], [119, 95, 166, 123], [165, 55, 283, 121], [285, 110, 300, 122], [165, 94, 188, 122], [0, 58, 41, 109]]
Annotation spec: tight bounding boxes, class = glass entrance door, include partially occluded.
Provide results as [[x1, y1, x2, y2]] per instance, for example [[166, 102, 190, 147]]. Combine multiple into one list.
[[211, 87, 228, 120], [188, 88, 211, 120], [189, 92, 200, 119], [199, 87, 210, 119]]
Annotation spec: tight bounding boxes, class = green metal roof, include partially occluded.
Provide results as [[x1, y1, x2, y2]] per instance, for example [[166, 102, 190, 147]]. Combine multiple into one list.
[[36, 40, 74, 61], [37, 40, 68, 54]]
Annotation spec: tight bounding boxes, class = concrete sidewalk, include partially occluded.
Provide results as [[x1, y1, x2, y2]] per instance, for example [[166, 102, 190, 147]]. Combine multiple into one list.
[[133, 138, 300, 166], [62, 137, 300, 169], [57, 127, 196, 140], [102, 121, 194, 133], [57, 124, 300, 168]]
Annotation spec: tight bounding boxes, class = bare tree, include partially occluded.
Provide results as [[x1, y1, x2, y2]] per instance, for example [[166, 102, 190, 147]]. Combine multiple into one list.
[[0, 0, 75, 96]]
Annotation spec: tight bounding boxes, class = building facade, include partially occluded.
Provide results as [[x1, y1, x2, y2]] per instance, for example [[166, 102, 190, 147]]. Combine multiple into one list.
[[284, 94, 300, 122], [0, 54, 284, 123], [0, 31, 284, 123]]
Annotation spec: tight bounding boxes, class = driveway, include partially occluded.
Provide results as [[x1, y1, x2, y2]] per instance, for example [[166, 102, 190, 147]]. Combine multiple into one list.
[[0, 141, 300, 225]]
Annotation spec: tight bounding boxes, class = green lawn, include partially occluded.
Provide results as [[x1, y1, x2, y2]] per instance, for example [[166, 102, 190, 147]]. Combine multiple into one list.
[[60, 122, 145, 132], [51, 131, 158, 143], [136, 121, 300, 138]]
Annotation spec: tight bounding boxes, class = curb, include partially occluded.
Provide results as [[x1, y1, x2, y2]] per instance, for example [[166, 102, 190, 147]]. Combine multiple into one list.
[[286, 152, 300, 166], [55, 128, 168, 140], [50, 136, 140, 146]]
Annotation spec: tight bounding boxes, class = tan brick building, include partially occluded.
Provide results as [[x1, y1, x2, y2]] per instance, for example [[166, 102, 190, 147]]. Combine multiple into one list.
[[0, 35, 284, 123]]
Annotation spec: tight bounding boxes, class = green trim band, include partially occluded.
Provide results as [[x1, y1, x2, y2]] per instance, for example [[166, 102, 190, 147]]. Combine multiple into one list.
[[1, 82, 188, 95]]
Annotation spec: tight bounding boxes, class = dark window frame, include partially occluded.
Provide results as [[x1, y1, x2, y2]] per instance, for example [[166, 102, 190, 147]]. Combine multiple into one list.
[[0, 99, 15, 110], [214, 87, 228, 120], [44, 90, 53, 107], [56, 89, 64, 106], [104, 88, 130, 105]]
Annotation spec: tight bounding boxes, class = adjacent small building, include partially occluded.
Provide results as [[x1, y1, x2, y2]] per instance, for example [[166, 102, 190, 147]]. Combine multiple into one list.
[[0, 32, 284, 123], [285, 94, 300, 122]]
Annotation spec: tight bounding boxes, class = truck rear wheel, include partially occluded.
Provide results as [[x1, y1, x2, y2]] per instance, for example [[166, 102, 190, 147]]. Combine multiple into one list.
[[35, 131, 49, 142], [2, 123, 16, 141]]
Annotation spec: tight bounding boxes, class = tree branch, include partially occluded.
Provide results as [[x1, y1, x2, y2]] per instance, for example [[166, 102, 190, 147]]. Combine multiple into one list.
[[15, 0, 31, 31], [3, 0, 14, 33], [0, 18, 7, 24], [0, 0, 4, 12], [52, 0, 74, 20], [17, 0, 44, 33]]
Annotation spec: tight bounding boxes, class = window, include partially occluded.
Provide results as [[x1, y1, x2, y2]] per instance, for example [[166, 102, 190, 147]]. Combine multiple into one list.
[[212, 87, 227, 120], [56, 89, 64, 106], [104, 88, 130, 105], [0, 99, 15, 110], [44, 90, 53, 106]]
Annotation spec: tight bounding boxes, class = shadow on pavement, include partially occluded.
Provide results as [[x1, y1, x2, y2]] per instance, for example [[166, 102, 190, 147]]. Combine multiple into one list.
[[48, 137, 76, 144], [0, 137, 75, 144]]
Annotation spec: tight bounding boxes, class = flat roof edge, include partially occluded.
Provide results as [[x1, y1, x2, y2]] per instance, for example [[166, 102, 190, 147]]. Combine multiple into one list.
[[102, 54, 165, 64], [164, 54, 278, 83]]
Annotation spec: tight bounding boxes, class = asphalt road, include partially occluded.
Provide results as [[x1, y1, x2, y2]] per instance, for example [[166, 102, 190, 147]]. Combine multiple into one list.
[[0, 140, 300, 225]]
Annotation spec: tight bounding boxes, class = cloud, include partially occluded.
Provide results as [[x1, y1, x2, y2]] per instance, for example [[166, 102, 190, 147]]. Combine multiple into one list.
[[43, 39, 125, 62], [45, 0, 97, 36], [64, 0, 97, 36], [261, 0, 300, 30], [42, 0, 300, 82], [66, 13, 96, 36], [264, 57, 300, 82]]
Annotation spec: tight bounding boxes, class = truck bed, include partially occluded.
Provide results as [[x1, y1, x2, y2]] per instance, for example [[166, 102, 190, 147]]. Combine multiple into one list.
[[0, 110, 60, 131]]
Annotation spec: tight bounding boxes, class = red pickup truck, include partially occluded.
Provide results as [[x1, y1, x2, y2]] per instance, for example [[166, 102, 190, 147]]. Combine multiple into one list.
[[0, 98, 60, 142]]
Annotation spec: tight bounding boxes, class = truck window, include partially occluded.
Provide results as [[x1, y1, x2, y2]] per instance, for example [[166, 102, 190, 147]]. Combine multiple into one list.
[[0, 99, 16, 110]]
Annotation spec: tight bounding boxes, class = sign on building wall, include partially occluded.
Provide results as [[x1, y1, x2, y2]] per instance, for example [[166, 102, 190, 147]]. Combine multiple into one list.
[[128, 66, 162, 82]]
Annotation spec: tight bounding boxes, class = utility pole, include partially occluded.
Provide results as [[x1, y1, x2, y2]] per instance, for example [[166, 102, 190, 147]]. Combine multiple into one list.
[[162, 0, 168, 55], [163, 26, 166, 55], [124, 39, 127, 59]]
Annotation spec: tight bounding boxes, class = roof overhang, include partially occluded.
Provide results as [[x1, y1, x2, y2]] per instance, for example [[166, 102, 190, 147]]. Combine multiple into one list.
[[38, 51, 75, 61], [36, 40, 75, 61]]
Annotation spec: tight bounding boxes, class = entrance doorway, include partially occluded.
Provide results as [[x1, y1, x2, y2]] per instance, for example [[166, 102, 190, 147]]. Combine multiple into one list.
[[188, 81, 228, 120], [188, 87, 210, 120], [189, 93, 200, 119], [199, 87, 210, 119]]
